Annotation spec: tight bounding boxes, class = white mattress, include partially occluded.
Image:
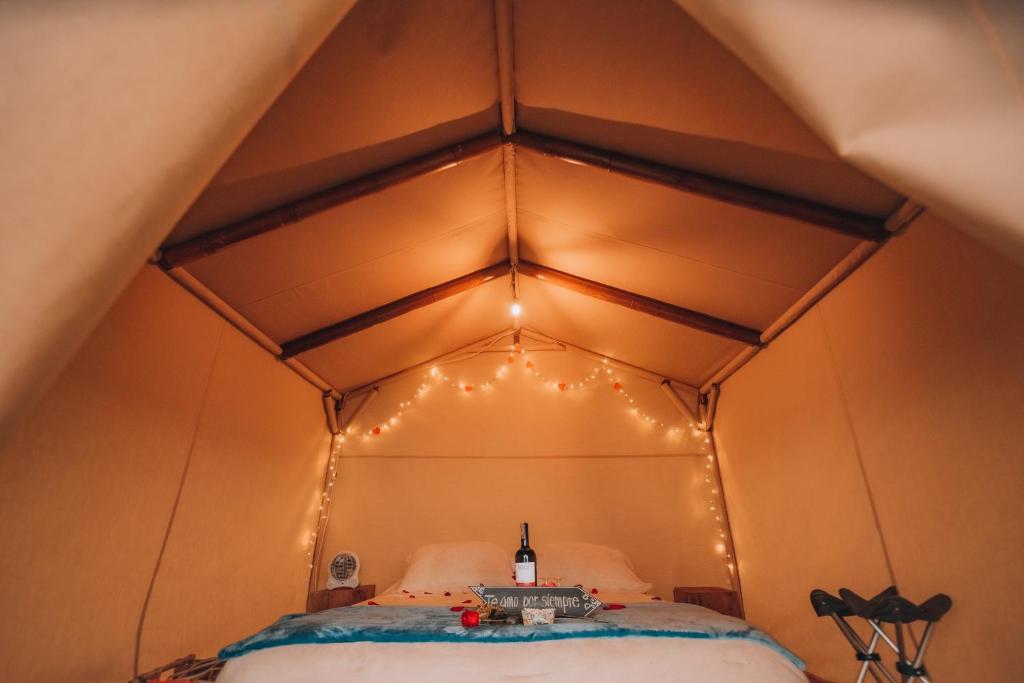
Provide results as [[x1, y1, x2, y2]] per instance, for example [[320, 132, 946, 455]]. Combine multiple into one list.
[[218, 637, 809, 682]]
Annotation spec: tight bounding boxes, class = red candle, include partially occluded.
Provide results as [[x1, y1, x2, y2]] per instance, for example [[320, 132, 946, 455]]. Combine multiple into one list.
[[461, 609, 480, 627]]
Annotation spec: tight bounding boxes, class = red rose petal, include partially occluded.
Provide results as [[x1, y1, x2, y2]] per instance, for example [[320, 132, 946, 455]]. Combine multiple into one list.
[[402, 589, 410, 594], [450, 606, 464, 612], [367, 600, 379, 605], [424, 591, 432, 595], [591, 588, 599, 594], [652, 596, 662, 601], [461, 599, 472, 604], [408, 594, 416, 599], [444, 592, 451, 597], [602, 603, 626, 610]]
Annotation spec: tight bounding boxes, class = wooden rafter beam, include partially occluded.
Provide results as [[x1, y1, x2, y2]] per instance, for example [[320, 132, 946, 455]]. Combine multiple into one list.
[[159, 128, 890, 270], [279, 262, 510, 359], [517, 260, 762, 346], [158, 132, 503, 269], [511, 130, 889, 242]]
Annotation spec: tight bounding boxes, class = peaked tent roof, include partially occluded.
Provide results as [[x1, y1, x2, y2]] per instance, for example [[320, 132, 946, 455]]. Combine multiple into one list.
[[157, 0, 904, 396], [5, 0, 1020, 434]]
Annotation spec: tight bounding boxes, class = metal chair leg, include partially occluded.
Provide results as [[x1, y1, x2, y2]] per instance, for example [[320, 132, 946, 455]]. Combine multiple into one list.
[[831, 615, 896, 683], [855, 630, 880, 683]]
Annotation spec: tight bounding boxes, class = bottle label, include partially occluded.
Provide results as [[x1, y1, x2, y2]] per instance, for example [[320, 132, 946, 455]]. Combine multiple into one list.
[[515, 562, 536, 586]]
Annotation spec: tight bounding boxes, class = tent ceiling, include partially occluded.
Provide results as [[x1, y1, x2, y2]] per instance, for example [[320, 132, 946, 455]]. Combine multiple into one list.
[[169, 0, 500, 243], [162, 0, 907, 395], [513, 0, 901, 216], [515, 147, 860, 330], [297, 277, 511, 393]]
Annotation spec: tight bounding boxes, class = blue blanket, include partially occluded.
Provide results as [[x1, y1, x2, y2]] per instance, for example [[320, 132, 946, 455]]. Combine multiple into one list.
[[219, 603, 803, 668]]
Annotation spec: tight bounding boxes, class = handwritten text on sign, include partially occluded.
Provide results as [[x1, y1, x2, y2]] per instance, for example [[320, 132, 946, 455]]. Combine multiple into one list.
[[469, 586, 603, 617]]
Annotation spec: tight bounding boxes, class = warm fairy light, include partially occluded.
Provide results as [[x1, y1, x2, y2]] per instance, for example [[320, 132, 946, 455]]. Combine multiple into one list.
[[321, 350, 736, 582], [510, 302, 522, 317], [306, 433, 345, 568]]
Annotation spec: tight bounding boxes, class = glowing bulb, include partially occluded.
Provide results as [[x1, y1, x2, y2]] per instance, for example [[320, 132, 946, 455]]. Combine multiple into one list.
[[715, 542, 726, 554], [510, 302, 522, 317]]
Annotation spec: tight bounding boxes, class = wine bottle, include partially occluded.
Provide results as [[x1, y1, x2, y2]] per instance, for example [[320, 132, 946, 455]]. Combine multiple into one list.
[[515, 522, 537, 586]]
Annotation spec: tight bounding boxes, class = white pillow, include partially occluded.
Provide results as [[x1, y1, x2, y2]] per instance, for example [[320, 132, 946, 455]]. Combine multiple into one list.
[[397, 541, 513, 593], [534, 542, 653, 593]]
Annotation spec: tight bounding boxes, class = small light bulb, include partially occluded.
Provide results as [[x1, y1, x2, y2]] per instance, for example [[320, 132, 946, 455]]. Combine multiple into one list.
[[510, 302, 522, 317]]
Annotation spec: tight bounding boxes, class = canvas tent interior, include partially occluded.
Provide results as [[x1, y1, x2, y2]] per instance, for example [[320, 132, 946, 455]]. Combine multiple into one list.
[[1, 1, 1023, 682]]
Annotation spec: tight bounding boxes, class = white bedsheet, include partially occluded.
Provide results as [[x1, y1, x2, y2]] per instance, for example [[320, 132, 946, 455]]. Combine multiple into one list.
[[219, 590, 807, 682], [218, 637, 808, 682]]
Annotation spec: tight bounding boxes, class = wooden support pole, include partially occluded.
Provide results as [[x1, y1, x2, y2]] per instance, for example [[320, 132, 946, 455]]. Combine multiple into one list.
[[159, 126, 892, 271], [511, 130, 889, 242], [280, 262, 510, 358], [494, 0, 516, 137], [517, 261, 762, 346], [704, 383, 721, 431], [161, 266, 340, 398], [322, 392, 340, 435], [503, 143, 520, 274], [159, 132, 503, 268], [706, 430, 744, 598], [660, 379, 700, 425]]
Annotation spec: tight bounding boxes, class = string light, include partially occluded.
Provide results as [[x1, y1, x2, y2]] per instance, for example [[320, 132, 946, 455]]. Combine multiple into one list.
[[307, 433, 345, 569], [510, 302, 522, 317], [328, 350, 735, 581]]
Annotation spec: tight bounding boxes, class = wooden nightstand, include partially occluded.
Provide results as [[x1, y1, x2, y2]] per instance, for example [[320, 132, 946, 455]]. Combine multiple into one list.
[[673, 586, 743, 619], [307, 585, 376, 613]]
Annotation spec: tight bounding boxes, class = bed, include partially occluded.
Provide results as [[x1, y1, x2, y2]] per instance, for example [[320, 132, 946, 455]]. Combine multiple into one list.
[[216, 542, 807, 682]]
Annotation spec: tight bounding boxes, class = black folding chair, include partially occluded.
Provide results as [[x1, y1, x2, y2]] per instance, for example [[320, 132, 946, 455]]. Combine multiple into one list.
[[810, 586, 951, 683]]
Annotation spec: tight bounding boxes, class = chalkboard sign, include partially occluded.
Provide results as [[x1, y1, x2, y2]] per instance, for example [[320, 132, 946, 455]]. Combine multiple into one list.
[[469, 586, 603, 618]]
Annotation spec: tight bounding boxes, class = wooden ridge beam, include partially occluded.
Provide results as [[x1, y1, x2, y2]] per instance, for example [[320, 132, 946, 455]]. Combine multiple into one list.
[[279, 262, 510, 359], [511, 130, 889, 242], [517, 261, 762, 346], [158, 132, 503, 269]]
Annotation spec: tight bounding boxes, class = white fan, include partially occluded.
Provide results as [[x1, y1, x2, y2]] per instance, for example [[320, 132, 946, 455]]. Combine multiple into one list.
[[326, 551, 360, 589]]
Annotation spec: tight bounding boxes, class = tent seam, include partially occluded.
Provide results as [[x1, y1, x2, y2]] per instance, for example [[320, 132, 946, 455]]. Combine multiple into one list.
[[817, 307, 897, 586], [132, 324, 226, 677]]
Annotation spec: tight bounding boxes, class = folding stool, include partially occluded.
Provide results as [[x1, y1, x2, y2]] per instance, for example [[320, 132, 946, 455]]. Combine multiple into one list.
[[810, 586, 952, 683]]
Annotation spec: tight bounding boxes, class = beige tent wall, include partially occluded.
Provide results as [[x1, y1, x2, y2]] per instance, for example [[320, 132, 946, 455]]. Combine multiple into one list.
[[0, 266, 329, 682], [713, 213, 1024, 682], [324, 351, 729, 600]]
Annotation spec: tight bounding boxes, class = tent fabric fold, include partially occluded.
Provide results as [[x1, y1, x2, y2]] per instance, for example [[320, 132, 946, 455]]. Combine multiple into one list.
[[677, 0, 1024, 264], [0, 0, 356, 438]]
